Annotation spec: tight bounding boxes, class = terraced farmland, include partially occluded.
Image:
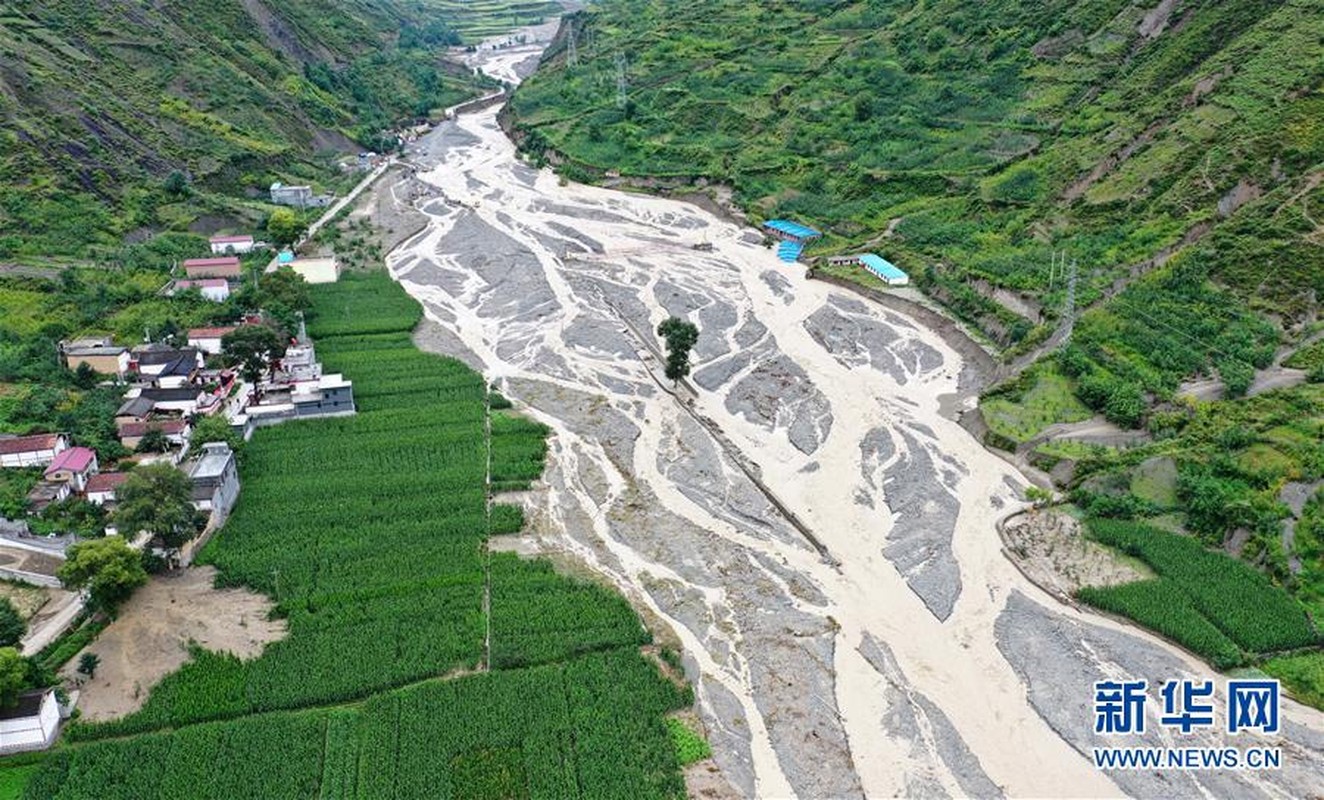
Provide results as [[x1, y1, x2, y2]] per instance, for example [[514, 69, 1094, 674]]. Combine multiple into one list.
[[431, 1, 564, 42], [18, 271, 689, 798]]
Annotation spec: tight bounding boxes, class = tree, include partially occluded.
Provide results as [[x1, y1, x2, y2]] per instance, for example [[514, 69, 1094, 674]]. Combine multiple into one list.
[[222, 324, 287, 384], [164, 170, 190, 198], [135, 428, 170, 454], [72, 362, 99, 389], [266, 208, 305, 247], [112, 463, 202, 550], [0, 648, 25, 707], [258, 267, 311, 314], [190, 413, 244, 461], [657, 317, 699, 384], [77, 652, 100, 679], [57, 537, 149, 615], [0, 599, 25, 648]]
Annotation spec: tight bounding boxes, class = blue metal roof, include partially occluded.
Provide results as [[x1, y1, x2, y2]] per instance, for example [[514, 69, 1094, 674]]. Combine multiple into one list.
[[860, 253, 907, 281], [764, 219, 822, 239], [278, 250, 295, 264]]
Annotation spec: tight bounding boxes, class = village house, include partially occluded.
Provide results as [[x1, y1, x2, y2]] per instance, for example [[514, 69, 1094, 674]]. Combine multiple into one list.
[[171, 278, 231, 302], [186, 442, 240, 521], [827, 253, 910, 286], [24, 481, 70, 515], [118, 419, 191, 451], [232, 315, 355, 429], [268, 182, 332, 208], [0, 433, 69, 468], [59, 337, 129, 378], [131, 346, 203, 381], [129, 387, 209, 416], [182, 256, 242, 280], [187, 326, 238, 355], [209, 234, 255, 255], [0, 688, 60, 754], [85, 472, 129, 506], [114, 396, 156, 428], [43, 447, 98, 492]]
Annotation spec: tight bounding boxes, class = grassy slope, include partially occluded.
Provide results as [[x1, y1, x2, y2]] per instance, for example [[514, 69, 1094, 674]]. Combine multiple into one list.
[[11, 271, 691, 798], [0, 0, 494, 258], [508, 0, 1322, 351]]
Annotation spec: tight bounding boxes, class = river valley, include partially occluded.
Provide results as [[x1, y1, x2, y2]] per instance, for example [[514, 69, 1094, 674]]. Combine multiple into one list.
[[376, 19, 1324, 799]]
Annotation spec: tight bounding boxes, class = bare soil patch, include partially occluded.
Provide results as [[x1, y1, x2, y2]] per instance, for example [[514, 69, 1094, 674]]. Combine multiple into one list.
[[62, 566, 285, 722], [0, 581, 49, 618], [0, 545, 64, 576], [1002, 509, 1150, 602]]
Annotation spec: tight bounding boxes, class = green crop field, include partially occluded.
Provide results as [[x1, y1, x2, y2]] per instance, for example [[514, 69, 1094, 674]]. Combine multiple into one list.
[[1077, 519, 1321, 669], [19, 271, 692, 798]]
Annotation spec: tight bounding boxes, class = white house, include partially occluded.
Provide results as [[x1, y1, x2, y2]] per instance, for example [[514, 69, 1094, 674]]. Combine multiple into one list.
[[130, 387, 207, 416], [173, 278, 231, 302], [187, 326, 238, 355], [0, 689, 60, 754], [85, 472, 129, 506], [0, 433, 70, 468], [187, 443, 240, 521], [209, 234, 255, 255]]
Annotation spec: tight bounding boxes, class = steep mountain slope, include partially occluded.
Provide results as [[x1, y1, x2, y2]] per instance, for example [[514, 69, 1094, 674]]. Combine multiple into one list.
[[508, 0, 1322, 364], [0, 0, 492, 257]]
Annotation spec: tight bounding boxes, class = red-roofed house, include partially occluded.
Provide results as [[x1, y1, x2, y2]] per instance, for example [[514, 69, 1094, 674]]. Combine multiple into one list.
[[173, 278, 230, 302], [187, 326, 239, 355], [209, 234, 255, 255], [44, 447, 98, 491], [182, 257, 242, 279], [85, 472, 130, 506], [0, 434, 70, 468], [119, 419, 190, 451]]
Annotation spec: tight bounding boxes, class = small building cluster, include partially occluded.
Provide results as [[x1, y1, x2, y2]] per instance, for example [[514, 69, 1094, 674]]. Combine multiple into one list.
[[232, 316, 355, 433], [826, 253, 910, 286], [166, 255, 243, 303], [762, 219, 822, 263]]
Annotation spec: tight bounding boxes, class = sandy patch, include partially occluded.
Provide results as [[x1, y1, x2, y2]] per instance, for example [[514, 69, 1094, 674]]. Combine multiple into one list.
[[0, 581, 49, 619], [1001, 509, 1149, 602], [62, 566, 284, 722]]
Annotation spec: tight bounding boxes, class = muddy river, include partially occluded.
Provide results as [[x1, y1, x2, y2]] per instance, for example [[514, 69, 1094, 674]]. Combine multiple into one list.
[[379, 19, 1324, 799]]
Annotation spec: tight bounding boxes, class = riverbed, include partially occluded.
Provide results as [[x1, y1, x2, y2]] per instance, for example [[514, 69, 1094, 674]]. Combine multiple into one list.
[[379, 18, 1324, 799]]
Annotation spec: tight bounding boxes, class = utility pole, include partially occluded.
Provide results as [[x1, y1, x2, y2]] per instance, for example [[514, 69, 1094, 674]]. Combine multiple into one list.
[[1064, 257, 1079, 343], [615, 51, 628, 110]]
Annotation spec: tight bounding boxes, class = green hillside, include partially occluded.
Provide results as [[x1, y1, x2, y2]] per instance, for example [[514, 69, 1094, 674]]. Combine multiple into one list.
[[0, 0, 500, 259], [508, 0, 1322, 358]]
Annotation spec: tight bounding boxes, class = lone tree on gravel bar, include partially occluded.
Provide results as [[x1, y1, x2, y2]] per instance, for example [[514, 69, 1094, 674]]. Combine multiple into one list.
[[657, 317, 699, 385]]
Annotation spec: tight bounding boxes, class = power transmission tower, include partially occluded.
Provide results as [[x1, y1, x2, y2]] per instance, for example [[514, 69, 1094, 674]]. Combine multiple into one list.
[[567, 27, 578, 67], [615, 52, 628, 109]]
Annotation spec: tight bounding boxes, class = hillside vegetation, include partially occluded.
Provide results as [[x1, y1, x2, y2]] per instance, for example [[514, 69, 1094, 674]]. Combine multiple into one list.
[[509, 0, 1322, 357], [507, 0, 1324, 698], [0, 0, 497, 258]]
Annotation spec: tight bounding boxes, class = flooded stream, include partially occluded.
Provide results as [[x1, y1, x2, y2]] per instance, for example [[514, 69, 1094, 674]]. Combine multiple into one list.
[[380, 19, 1324, 799]]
